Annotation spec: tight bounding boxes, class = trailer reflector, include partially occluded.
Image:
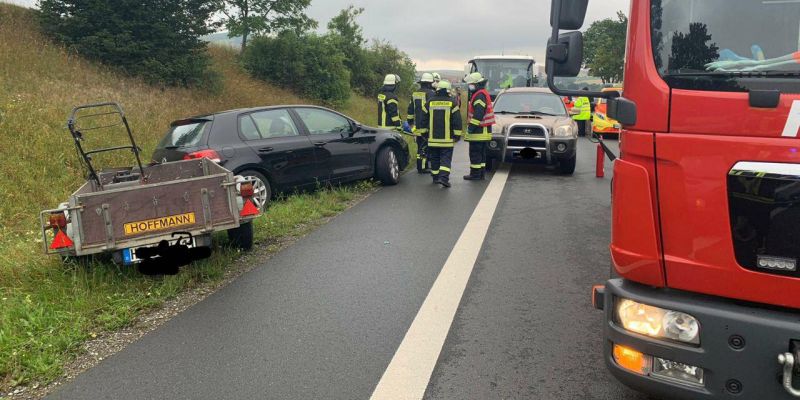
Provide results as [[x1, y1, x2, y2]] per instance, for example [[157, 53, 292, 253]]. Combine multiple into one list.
[[50, 229, 74, 250], [240, 199, 259, 218]]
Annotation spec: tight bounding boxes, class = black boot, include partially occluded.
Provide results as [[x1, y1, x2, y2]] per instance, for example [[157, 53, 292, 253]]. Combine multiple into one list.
[[432, 175, 440, 184], [439, 178, 451, 188], [463, 169, 482, 180]]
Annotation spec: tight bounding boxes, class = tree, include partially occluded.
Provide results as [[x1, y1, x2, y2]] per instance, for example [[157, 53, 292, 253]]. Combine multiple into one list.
[[216, 0, 317, 52], [242, 32, 351, 105], [668, 23, 719, 72], [583, 11, 628, 84], [39, 0, 218, 87]]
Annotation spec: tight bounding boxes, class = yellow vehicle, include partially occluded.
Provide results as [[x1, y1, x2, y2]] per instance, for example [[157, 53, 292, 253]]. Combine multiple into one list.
[[592, 87, 623, 137]]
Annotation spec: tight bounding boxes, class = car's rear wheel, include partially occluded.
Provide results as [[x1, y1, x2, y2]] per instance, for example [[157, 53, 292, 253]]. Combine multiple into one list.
[[559, 156, 577, 175], [375, 146, 400, 185], [239, 170, 271, 209]]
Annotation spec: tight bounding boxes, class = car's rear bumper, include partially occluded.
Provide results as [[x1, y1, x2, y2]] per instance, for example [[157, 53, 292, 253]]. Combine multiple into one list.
[[598, 278, 800, 399]]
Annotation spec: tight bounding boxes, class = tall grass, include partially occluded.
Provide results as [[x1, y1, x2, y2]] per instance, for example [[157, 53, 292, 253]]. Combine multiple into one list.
[[0, 3, 379, 390]]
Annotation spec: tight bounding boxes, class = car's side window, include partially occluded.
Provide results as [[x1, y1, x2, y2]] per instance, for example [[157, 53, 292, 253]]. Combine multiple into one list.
[[295, 108, 352, 135], [249, 109, 299, 139], [239, 115, 261, 141]]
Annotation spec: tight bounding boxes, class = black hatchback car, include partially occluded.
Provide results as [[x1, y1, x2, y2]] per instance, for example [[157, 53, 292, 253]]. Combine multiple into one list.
[[152, 105, 409, 209]]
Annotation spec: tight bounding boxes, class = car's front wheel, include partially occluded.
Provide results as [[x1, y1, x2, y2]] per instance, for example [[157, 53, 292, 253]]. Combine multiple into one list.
[[238, 170, 271, 209], [375, 146, 400, 185], [558, 156, 577, 175]]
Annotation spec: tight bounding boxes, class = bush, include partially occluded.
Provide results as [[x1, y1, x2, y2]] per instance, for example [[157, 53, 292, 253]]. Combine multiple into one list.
[[38, 0, 219, 88], [242, 32, 351, 105]]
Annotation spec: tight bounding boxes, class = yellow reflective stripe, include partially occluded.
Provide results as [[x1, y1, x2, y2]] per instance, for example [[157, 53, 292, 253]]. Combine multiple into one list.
[[480, 163, 486, 167], [378, 94, 386, 101], [454, 130, 463, 135], [473, 99, 487, 107], [469, 119, 482, 125], [391, 116, 401, 122], [387, 99, 399, 105], [440, 166, 451, 172], [431, 170, 440, 175], [452, 106, 460, 113], [470, 164, 482, 168]]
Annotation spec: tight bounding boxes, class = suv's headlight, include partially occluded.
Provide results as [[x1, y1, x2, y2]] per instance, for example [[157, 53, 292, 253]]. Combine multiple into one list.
[[616, 299, 700, 345], [552, 124, 575, 137]]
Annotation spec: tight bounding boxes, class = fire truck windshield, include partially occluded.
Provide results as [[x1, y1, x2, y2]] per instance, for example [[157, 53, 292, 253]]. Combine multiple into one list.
[[652, 0, 800, 91]]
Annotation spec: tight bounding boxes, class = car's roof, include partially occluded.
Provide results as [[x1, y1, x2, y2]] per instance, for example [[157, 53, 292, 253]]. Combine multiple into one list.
[[172, 104, 336, 124], [497, 87, 556, 95]]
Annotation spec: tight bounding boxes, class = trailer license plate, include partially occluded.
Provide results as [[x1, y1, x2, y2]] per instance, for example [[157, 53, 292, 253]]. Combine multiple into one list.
[[123, 212, 196, 236], [123, 237, 196, 265]]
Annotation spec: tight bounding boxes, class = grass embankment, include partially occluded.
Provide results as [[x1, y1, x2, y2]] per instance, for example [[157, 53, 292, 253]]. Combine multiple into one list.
[[0, 3, 399, 390]]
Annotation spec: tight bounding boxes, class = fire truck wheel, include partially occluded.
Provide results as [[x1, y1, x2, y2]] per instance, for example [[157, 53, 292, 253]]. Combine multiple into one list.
[[228, 221, 254, 250]]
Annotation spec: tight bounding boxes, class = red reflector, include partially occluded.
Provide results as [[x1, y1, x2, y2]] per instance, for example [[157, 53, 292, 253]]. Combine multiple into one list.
[[49, 213, 67, 229], [240, 199, 259, 217], [240, 183, 254, 198], [183, 149, 221, 163], [50, 229, 74, 250]]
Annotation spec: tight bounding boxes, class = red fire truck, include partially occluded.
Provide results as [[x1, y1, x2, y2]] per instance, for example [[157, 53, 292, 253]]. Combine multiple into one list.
[[547, 1, 800, 398]]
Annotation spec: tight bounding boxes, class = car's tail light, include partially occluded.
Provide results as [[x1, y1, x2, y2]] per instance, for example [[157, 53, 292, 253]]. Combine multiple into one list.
[[183, 149, 221, 163], [49, 212, 74, 250]]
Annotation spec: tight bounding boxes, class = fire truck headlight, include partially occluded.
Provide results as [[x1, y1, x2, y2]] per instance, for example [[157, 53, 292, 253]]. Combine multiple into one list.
[[553, 124, 575, 137], [616, 299, 700, 345]]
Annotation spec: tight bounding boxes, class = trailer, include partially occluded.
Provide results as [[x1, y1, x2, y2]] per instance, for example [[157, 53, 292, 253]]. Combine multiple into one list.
[[40, 102, 260, 274]]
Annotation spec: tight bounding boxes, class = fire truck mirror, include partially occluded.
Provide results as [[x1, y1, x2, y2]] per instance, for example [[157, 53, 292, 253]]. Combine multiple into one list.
[[547, 31, 583, 78], [550, 0, 589, 31]]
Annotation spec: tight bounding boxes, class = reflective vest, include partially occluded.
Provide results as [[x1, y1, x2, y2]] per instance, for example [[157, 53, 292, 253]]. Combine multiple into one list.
[[466, 89, 495, 141], [409, 89, 434, 136], [428, 97, 462, 148], [572, 96, 591, 121], [377, 92, 401, 127]]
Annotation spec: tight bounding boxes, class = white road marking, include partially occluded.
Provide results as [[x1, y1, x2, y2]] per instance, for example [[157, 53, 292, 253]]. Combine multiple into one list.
[[370, 167, 511, 400], [781, 100, 800, 138]]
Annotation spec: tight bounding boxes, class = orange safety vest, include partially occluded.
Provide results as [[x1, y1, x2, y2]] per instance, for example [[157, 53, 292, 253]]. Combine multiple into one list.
[[467, 89, 496, 127]]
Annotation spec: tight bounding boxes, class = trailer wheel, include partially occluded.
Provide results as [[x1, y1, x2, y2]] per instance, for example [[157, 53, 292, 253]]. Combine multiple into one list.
[[228, 221, 254, 250]]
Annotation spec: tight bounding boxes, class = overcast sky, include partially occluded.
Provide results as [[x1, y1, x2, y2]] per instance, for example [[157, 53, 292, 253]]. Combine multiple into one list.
[[5, 0, 629, 70]]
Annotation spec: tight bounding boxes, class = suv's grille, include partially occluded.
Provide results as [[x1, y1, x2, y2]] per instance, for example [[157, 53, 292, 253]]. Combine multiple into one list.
[[729, 164, 800, 277], [510, 126, 546, 137]]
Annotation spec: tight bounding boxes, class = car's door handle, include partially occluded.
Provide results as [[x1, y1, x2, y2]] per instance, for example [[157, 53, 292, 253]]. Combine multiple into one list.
[[313, 142, 327, 147], [258, 147, 274, 153]]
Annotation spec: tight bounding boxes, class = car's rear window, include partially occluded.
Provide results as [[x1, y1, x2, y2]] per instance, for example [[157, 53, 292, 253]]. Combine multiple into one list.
[[157, 121, 209, 149]]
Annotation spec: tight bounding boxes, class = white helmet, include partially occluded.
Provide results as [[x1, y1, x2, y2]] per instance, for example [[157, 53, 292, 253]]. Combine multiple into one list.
[[464, 72, 487, 85], [419, 72, 434, 83], [432, 72, 442, 82], [383, 74, 401, 86], [436, 80, 452, 91]]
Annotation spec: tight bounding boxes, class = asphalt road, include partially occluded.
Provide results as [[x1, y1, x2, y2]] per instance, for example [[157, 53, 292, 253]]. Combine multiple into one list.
[[48, 138, 651, 400]]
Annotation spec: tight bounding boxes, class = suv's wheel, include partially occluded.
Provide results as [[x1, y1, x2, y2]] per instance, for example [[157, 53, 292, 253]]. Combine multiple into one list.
[[375, 147, 400, 185], [227, 221, 254, 250], [238, 170, 271, 209], [559, 156, 577, 175]]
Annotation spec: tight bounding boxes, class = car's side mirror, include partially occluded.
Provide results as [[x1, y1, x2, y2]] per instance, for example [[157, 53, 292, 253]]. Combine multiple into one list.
[[349, 123, 362, 136]]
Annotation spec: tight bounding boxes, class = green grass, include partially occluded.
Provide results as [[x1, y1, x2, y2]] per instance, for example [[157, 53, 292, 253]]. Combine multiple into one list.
[[0, 3, 383, 391]]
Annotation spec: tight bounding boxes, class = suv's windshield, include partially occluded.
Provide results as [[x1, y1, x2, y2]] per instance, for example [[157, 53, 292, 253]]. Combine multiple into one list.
[[472, 60, 533, 94], [157, 121, 209, 149], [652, 0, 800, 91], [493, 92, 567, 116]]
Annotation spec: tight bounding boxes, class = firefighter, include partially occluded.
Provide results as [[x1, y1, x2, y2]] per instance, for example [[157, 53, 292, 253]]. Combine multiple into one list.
[[419, 80, 462, 188], [573, 87, 592, 137], [377, 74, 403, 129], [463, 72, 495, 180], [407, 72, 436, 173]]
